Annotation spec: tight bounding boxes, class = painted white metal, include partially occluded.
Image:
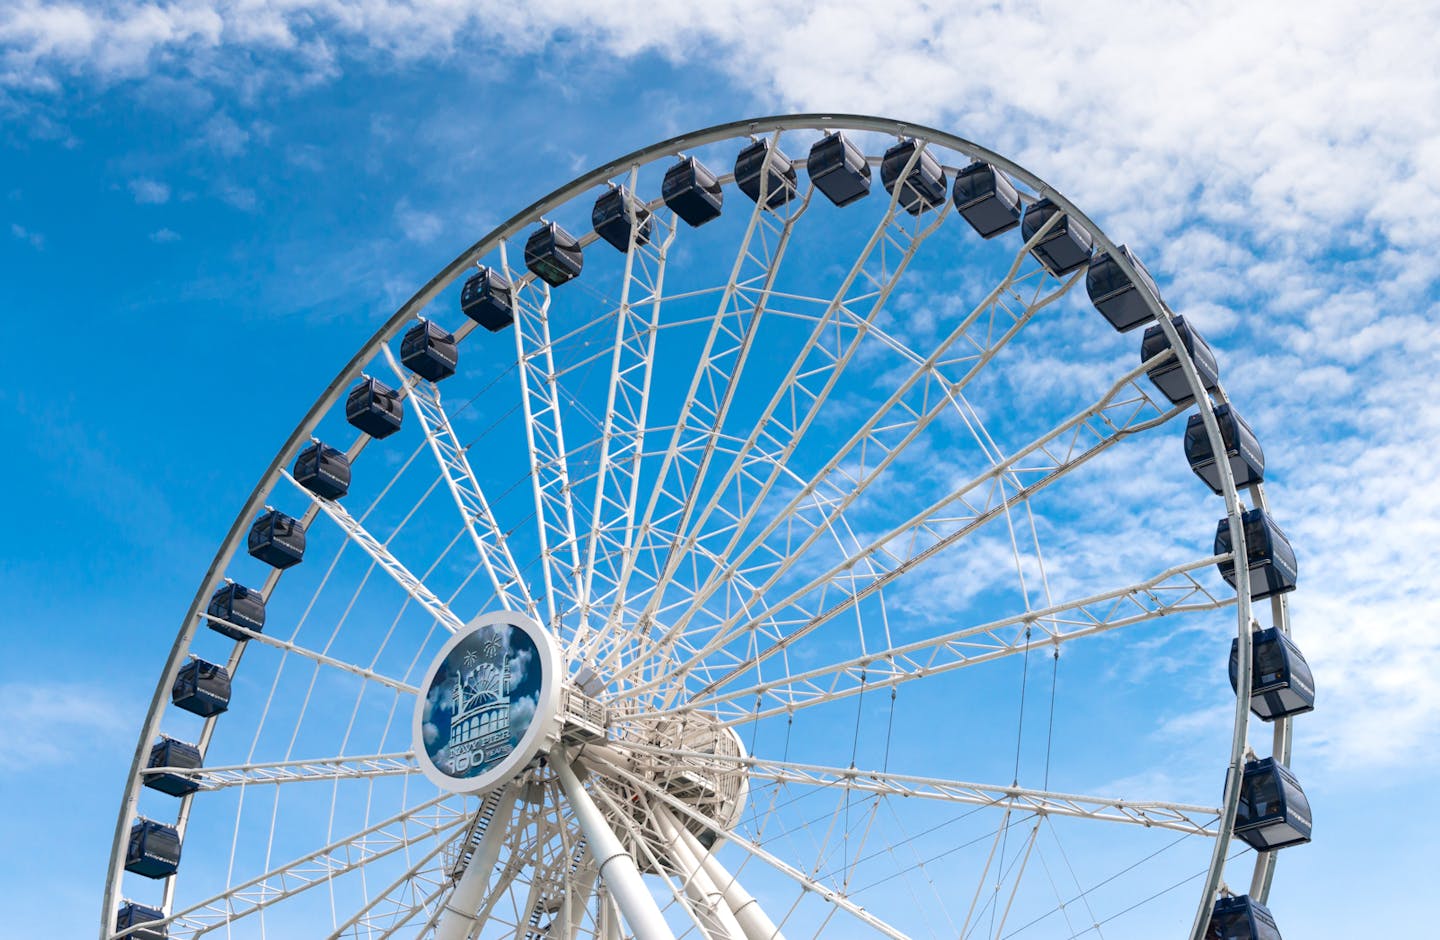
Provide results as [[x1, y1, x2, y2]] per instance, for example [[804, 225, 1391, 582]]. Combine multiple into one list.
[[608, 742, 1219, 836], [196, 611, 419, 694], [106, 115, 1287, 939], [603, 145, 955, 689], [384, 346, 535, 618], [435, 784, 520, 940], [654, 807, 744, 939], [508, 248, 587, 638], [587, 156, 803, 671], [570, 169, 676, 664], [595, 758, 909, 940], [551, 748, 675, 940], [649, 554, 1232, 725], [412, 611, 563, 794], [560, 853, 600, 940], [142, 751, 418, 790], [281, 470, 465, 633], [622, 351, 1180, 702], [659, 806, 784, 940], [136, 795, 463, 937]]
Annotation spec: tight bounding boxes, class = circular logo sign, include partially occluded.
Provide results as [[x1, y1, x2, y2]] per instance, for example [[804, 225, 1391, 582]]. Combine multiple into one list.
[[412, 611, 560, 793]]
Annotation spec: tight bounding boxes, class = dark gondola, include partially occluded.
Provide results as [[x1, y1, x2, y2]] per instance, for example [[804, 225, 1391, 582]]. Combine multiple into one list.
[[1207, 895, 1283, 940], [1230, 628, 1316, 721], [293, 441, 351, 501], [880, 139, 947, 215], [460, 266, 514, 332], [807, 132, 871, 207], [143, 735, 203, 796], [116, 902, 168, 940], [735, 139, 798, 209], [593, 186, 653, 253], [1020, 197, 1093, 275], [345, 375, 403, 439], [247, 509, 306, 570], [206, 581, 265, 641], [662, 155, 724, 227], [1215, 508, 1299, 600], [125, 819, 182, 879], [172, 657, 232, 718], [952, 161, 1022, 238], [1185, 405, 1265, 494], [1234, 757, 1313, 851], [525, 221, 584, 287], [1087, 244, 1162, 332], [400, 319, 459, 382], [1140, 316, 1221, 406]]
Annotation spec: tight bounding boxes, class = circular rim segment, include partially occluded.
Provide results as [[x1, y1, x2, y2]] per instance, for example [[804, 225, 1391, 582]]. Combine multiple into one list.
[[102, 113, 1294, 940]]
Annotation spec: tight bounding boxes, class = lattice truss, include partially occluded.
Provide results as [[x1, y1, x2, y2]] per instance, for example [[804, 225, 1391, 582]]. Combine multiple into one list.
[[110, 123, 1275, 940]]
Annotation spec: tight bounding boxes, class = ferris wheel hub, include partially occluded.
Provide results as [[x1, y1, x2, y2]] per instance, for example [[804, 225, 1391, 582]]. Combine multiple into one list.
[[412, 611, 563, 794], [570, 708, 749, 871]]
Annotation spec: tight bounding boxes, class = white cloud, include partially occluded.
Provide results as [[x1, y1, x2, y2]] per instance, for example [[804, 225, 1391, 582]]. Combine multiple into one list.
[[9, 221, 42, 248], [149, 226, 179, 242], [395, 198, 443, 243], [200, 111, 249, 156], [0, 680, 133, 766], [128, 176, 169, 203], [216, 180, 256, 210], [5, 0, 1436, 776]]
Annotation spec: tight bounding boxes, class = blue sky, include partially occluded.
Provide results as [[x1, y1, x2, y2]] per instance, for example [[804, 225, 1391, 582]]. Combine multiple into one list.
[[2, 2, 1437, 936]]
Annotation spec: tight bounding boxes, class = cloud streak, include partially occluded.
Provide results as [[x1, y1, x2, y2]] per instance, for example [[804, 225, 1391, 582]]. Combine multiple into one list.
[[5, 0, 1434, 773]]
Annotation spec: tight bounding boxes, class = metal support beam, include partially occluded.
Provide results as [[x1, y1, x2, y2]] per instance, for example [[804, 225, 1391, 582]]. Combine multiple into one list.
[[671, 822, 784, 940], [655, 808, 746, 940], [551, 747, 675, 940], [435, 783, 520, 940]]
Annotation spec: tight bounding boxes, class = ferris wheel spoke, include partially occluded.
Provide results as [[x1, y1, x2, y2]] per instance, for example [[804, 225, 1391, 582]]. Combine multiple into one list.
[[507, 255, 588, 637], [626, 353, 1181, 700], [655, 554, 1231, 723], [613, 166, 954, 685], [147, 752, 419, 791], [588, 149, 808, 667], [416, 790, 551, 940], [197, 612, 420, 694], [382, 347, 536, 619], [592, 757, 909, 940], [361, 876, 452, 940], [620, 743, 1220, 838], [281, 470, 465, 634], [508, 790, 597, 940], [151, 793, 465, 937], [626, 230, 1082, 692], [324, 820, 461, 939], [572, 175, 678, 657]]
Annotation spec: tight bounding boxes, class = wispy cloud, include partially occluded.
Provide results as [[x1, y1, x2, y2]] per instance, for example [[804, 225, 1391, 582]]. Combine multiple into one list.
[[395, 198, 443, 243], [0, 680, 135, 767], [200, 111, 249, 156], [9, 221, 42, 248], [5, 0, 1436, 776], [149, 226, 179, 242], [127, 176, 169, 203]]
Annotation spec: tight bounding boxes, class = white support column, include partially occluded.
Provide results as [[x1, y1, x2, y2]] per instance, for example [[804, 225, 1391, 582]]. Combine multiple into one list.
[[673, 821, 784, 940], [597, 886, 623, 940], [655, 808, 744, 940], [551, 748, 675, 940], [435, 784, 520, 940], [561, 854, 600, 940]]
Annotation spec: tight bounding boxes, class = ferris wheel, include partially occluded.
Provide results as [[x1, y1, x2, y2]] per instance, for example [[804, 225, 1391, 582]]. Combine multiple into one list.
[[104, 115, 1315, 940]]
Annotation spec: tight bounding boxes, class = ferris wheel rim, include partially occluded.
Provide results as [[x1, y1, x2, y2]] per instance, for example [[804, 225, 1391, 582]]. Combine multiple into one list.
[[102, 112, 1290, 940]]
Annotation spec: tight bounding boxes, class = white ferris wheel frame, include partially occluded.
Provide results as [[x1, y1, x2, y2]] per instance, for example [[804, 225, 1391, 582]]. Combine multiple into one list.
[[101, 113, 1298, 940]]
